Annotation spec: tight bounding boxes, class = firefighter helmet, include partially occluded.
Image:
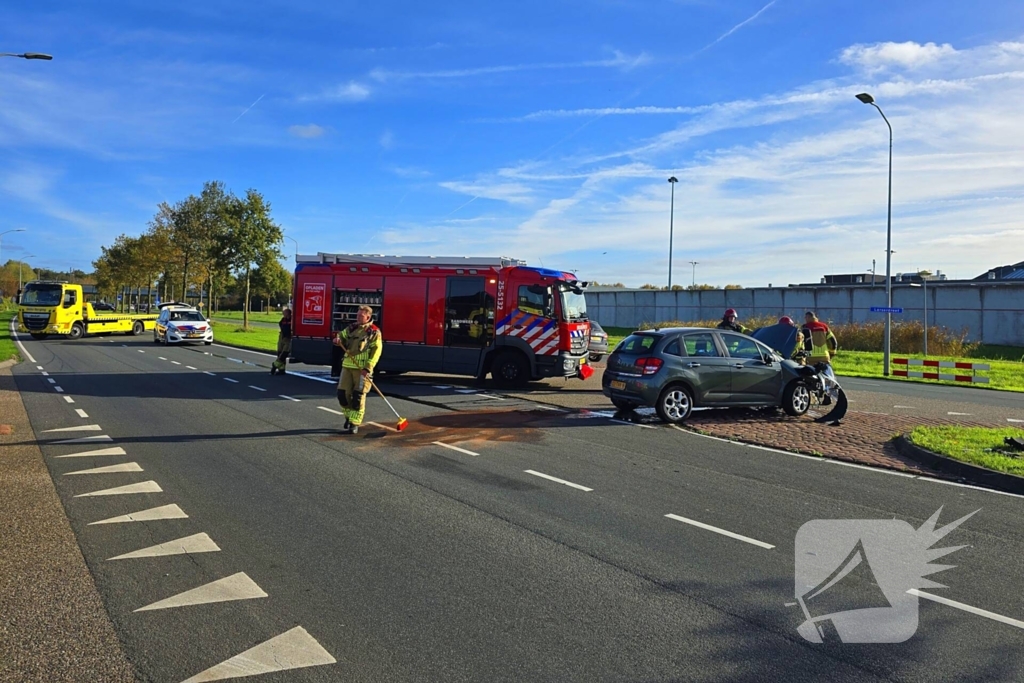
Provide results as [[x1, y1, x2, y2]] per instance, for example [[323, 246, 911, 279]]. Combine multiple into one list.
[[724, 308, 737, 318], [779, 316, 794, 326]]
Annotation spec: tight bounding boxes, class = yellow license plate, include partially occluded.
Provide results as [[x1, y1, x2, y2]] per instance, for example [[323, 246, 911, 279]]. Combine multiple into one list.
[[611, 380, 626, 390], [580, 357, 587, 365]]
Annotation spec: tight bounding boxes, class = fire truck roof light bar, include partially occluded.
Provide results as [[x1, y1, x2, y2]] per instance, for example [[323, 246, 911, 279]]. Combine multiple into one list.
[[296, 253, 528, 268]]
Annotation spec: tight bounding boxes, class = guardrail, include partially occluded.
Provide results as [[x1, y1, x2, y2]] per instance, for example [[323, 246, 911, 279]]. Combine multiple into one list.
[[892, 358, 990, 384]]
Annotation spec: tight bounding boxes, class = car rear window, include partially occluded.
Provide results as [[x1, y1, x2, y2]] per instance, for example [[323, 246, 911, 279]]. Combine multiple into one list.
[[616, 333, 661, 354]]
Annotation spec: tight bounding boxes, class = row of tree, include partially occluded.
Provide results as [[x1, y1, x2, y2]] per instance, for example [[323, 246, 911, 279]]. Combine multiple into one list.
[[93, 181, 291, 328]]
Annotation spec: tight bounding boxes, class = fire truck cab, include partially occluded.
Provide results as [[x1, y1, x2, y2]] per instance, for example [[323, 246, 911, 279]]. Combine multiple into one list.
[[290, 253, 591, 386]]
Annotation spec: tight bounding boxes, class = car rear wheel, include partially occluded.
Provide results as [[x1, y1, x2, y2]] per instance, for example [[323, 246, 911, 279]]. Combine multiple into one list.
[[783, 381, 811, 416], [69, 322, 85, 340], [656, 384, 693, 424], [589, 353, 605, 363], [491, 351, 530, 388]]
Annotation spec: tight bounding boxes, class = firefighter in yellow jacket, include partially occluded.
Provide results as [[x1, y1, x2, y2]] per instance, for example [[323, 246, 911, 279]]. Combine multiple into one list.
[[333, 305, 382, 435]]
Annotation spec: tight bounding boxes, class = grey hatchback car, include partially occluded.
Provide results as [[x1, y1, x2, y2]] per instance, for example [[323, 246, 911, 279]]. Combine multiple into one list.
[[601, 327, 813, 423]]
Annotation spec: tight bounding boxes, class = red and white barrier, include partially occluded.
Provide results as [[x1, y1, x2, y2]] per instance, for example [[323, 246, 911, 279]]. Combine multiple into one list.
[[892, 358, 990, 383]]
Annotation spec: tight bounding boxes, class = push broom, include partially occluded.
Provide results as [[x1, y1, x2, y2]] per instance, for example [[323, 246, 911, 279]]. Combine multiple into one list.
[[340, 341, 409, 431]]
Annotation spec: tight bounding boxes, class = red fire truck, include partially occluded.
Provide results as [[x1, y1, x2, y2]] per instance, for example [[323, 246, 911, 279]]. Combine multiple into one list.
[[290, 253, 592, 386]]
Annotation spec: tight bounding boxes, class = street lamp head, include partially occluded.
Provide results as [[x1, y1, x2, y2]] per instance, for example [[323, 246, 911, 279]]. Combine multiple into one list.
[[23, 53, 53, 60], [855, 93, 875, 104], [668, 176, 678, 183]]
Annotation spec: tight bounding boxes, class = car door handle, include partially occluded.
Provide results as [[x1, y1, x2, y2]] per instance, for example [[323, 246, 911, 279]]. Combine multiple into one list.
[[733, 363, 745, 368], [687, 362, 701, 368]]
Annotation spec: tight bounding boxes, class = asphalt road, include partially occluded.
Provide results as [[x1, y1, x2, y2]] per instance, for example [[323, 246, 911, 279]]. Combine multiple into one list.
[[10, 332, 1024, 682]]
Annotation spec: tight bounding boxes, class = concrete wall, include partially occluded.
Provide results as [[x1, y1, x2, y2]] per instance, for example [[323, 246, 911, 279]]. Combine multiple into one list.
[[587, 283, 1024, 346]]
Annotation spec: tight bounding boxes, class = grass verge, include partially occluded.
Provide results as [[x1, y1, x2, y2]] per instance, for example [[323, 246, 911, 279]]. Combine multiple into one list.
[[909, 425, 1024, 476], [210, 321, 278, 353], [0, 309, 20, 363], [209, 310, 281, 325]]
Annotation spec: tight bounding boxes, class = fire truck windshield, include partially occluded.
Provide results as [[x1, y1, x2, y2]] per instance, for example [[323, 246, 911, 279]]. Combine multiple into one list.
[[558, 286, 587, 321], [21, 283, 63, 306]]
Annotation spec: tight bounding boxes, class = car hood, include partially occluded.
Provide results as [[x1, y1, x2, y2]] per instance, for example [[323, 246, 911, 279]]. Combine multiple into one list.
[[751, 323, 799, 358]]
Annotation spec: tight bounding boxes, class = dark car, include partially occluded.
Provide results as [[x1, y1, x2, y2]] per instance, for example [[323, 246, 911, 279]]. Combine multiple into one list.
[[588, 321, 609, 362], [92, 301, 116, 312], [601, 325, 815, 423]]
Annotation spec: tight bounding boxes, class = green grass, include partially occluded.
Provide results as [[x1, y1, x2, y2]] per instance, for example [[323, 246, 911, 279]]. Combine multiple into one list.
[[209, 310, 282, 324], [910, 425, 1024, 476], [210, 321, 279, 352], [0, 309, 19, 363]]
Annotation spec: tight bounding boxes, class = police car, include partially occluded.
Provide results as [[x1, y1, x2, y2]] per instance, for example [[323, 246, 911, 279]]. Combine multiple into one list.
[[153, 304, 213, 345]]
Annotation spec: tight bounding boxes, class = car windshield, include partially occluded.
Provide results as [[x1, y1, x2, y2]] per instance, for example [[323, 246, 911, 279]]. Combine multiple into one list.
[[558, 286, 587, 321], [21, 284, 63, 306], [169, 311, 205, 322], [616, 333, 661, 354]]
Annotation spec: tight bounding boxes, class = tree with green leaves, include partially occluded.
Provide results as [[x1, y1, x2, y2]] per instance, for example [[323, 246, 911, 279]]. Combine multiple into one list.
[[218, 189, 283, 329]]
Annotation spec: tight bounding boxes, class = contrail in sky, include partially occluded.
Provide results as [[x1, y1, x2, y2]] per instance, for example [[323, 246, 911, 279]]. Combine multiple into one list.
[[698, 1, 777, 53], [231, 93, 266, 124]]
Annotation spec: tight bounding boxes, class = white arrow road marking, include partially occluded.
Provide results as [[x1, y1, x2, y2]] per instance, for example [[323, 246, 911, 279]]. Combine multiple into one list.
[[55, 447, 128, 459], [180, 626, 336, 682], [65, 462, 143, 476], [107, 533, 220, 561], [90, 504, 188, 525], [52, 435, 113, 445], [524, 469, 593, 491], [432, 441, 479, 456], [135, 572, 267, 612], [910, 590, 1024, 630], [75, 409, 89, 418], [665, 513, 775, 550], [75, 481, 163, 498], [43, 424, 103, 433], [63, 396, 75, 403]]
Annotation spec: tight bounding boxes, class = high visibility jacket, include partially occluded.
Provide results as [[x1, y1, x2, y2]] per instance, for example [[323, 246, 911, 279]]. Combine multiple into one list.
[[802, 321, 838, 364], [718, 320, 750, 334], [338, 323, 382, 372]]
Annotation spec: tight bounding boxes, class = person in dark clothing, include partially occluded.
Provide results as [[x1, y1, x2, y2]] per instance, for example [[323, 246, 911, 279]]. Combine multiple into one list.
[[271, 308, 292, 375], [717, 308, 750, 334]]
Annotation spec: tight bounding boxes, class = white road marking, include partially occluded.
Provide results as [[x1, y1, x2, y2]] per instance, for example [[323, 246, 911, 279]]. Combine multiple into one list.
[[180, 626, 336, 682], [138, 350, 145, 353], [47, 378, 56, 384], [610, 418, 657, 429], [433, 385, 453, 389], [432, 441, 479, 456], [318, 406, 344, 415], [55, 446, 127, 459], [948, 412, 972, 416], [227, 357, 243, 363], [366, 421, 397, 432], [135, 572, 268, 612], [10, 322, 38, 363], [41, 371, 49, 376], [158, 356, 167, 360], [454, 389, 478, 394], [524, 469, 593, 491], [894, 405, 917, 409], [36, 365, 44, 370], [43, 424, 103, 433], [224, 378, 239, 383], [1009, 418, 1024, 423], [63, 396, 75, 403], [531, 405, 567, 412], [75, 481, 163, 497], [54, 386, 63, 393], [52, 434, 113, 445], [280, 395, 301, 402], [75, 409, 89, 418], [288, 370, 335, 384], [248, 385, 266, 392], [910, 589, 1024, 630], [170, 361, 181, 365], [186, 365, 197, 370], [107, 532, 220, 561], [478, 393, 505, 400], [90, 504, 188, 525], [665, 513, 775, 550], [65, 462, 144, 476], [204, 371, 216, 376]]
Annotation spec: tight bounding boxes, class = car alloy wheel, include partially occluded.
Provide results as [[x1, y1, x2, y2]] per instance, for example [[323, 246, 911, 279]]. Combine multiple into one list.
[[656, 385, 693, 423], [783, 381, 811, 416]]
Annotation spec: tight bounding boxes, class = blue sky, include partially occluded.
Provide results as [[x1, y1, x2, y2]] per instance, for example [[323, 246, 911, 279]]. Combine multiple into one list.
[[2, 0, 1023, 288]]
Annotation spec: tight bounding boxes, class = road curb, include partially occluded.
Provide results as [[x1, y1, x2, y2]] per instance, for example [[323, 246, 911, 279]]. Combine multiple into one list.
[[0, 357, 18, 370], [894, 434, 1024, 495]]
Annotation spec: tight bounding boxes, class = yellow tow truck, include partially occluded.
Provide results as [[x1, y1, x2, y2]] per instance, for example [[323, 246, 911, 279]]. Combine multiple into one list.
[[17, 281, 158, 340]]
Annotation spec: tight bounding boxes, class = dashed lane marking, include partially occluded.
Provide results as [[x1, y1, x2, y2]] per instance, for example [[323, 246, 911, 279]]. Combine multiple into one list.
[[948, 412, 973, 416], [63, 396, 75, 404], [665, 513, 775, 550], [366, 421, 397, 432], [74, 481, 163, 498], [137, 350, 145, 353], [224, 378, 239, 384], [90, 504, 188, 525], [248, 385, 267, 392], [36, 365, 43, 370], [135, 572, 267, 612], [107, 532, 220, 561], [42, 371, 49, 376], [52, 434, 113, 445], [317, 406, 344, 416], [524, 469, 593, 491], [43, 424, 103, 433], [158, 357, 167, 360], [65, 462, 144, 476], [186, 365, 197, 370], [204, 371, 216, 376], [1009, 418, 1024, 423], [171, 361, 181, 365], [433, 441, 479, 457], [55, 447, 127, 458], [280, 395, 301, 402], [75, 409, 89, 418], [180, 626, 336, 682], [47, 378, 56, 384], [910, 589, 1024, 630], [894, 405, 917, 409], [54, 386, 64, 393]]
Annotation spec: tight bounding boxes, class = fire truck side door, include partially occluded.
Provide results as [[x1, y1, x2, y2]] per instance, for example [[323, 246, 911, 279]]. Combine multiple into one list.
[[442, 277, 492, 375]]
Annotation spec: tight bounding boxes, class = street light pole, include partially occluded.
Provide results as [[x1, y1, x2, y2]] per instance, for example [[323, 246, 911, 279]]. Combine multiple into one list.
[[857, 93, 894, 375], [0, 228, 27, 271], [19, 254, 36, 294], [0, 52, 53, 60], [284, 235, 298, 263], [689, 261, 698, 288], [667, 177, 678, 289]]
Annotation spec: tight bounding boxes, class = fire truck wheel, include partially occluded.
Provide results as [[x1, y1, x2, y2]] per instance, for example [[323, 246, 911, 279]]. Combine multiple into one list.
[[132, 321, 145, 335], [69, 322, 85, 340], [492, 351, 529, 387]]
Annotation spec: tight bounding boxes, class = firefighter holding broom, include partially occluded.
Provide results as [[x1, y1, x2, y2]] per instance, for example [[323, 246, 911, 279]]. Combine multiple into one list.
[[334, 305, 383, 435]]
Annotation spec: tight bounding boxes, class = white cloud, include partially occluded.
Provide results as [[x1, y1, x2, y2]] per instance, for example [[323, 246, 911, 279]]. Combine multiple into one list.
[[288, 123, 326, 139], [300, 81, 371, 102], [379, 129, 395, 149], [368, 50, 650, 82], [840, 41, 958, 71], [438, 180, 534, 205]]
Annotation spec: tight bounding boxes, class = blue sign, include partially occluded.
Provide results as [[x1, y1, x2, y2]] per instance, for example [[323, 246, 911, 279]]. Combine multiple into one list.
[[871, 306, 903, 314]]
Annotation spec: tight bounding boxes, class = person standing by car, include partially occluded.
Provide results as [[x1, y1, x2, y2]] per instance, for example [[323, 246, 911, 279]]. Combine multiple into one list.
[[333, 305, 383, 435], [778, 316, 806, 361], [717, 308, 750, 334], [801, 311, 838, 367], [271, 308, 292, 375]]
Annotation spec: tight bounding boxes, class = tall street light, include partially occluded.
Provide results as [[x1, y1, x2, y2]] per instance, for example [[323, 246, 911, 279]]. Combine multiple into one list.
[[284, 235, 298, 263], [19, 254, 36, 294], [667, 177, 678, 289], [857, 92, 894, 375], [689, 261, 699, 288], [0, 228, 26, 268], [1, 52, 53, 60]]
